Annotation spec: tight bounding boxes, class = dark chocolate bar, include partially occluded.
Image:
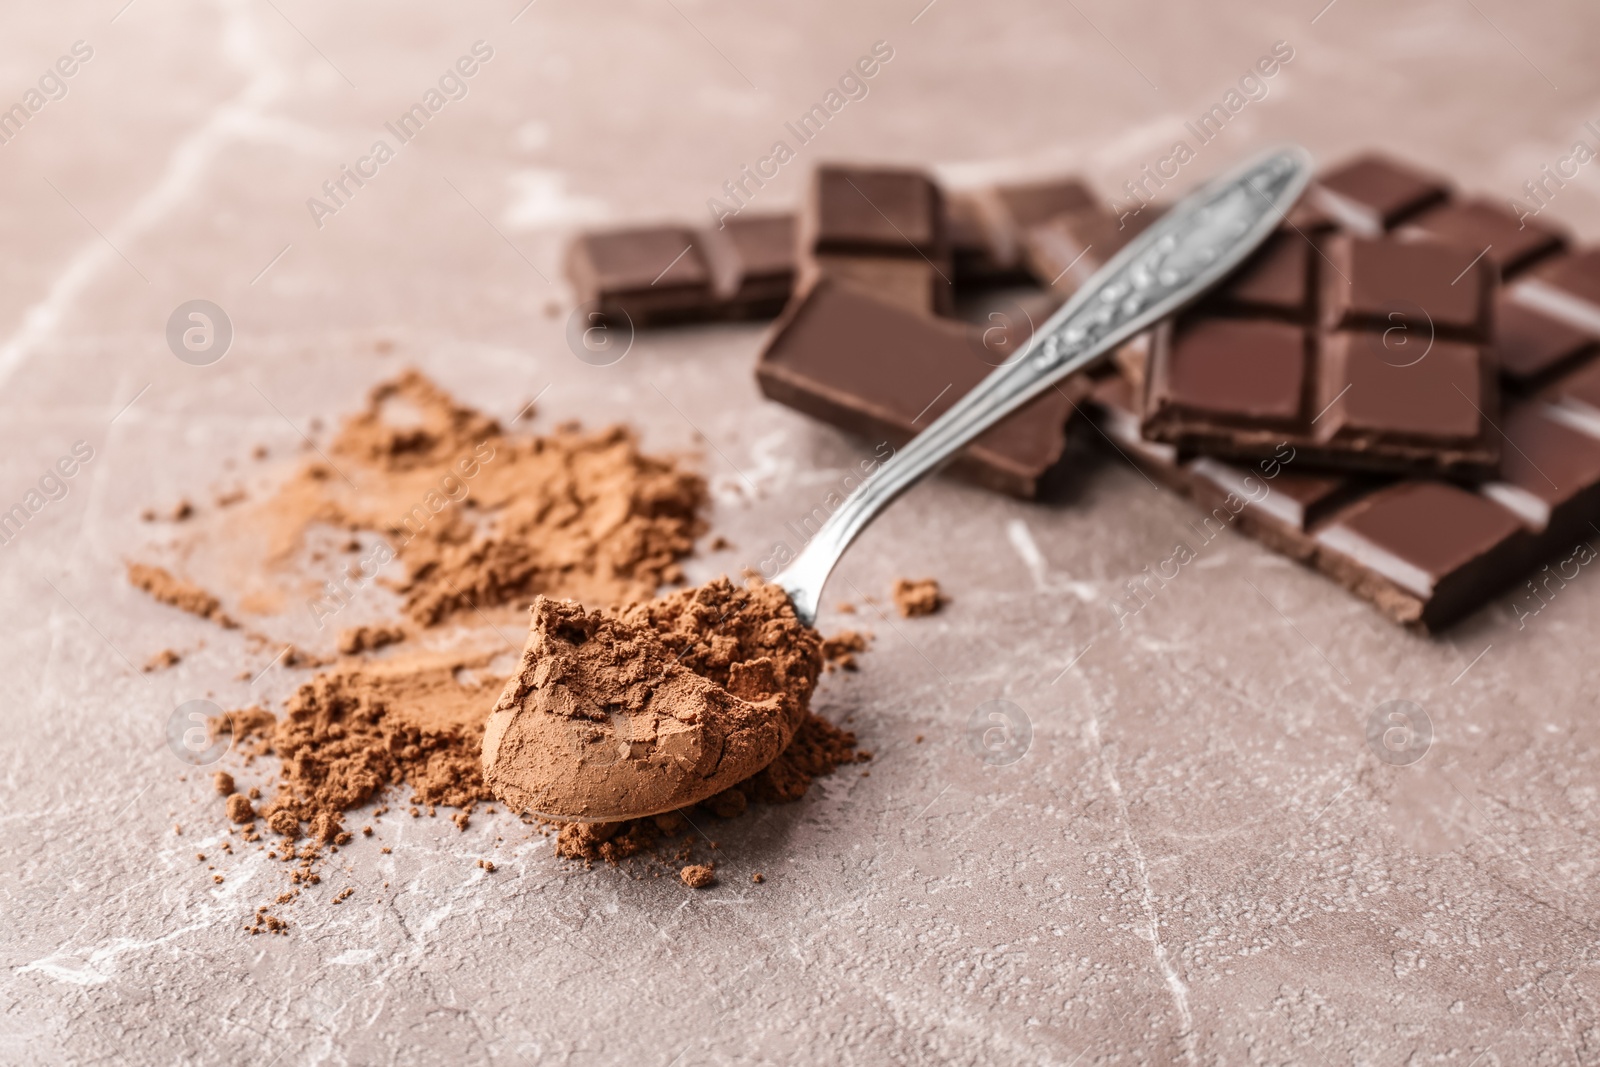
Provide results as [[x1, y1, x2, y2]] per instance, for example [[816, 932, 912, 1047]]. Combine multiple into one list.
[[565, 214, 797, 325], [800, 164, 953, 315], [755, 277, 1084, 498], [1092, 358, 1600, 630], [1141, 163, 1503, 476]]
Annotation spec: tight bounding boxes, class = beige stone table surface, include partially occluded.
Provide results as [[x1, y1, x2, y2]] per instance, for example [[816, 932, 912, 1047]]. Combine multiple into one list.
[[3, 1, 1600, 1064]]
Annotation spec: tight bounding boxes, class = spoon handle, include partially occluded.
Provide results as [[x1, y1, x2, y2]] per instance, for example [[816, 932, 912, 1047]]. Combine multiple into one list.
[[774, 146, 1315, 625]]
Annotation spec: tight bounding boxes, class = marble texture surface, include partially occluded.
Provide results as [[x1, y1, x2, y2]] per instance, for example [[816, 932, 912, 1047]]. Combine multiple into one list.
[[3, 1, 1600, 1064]]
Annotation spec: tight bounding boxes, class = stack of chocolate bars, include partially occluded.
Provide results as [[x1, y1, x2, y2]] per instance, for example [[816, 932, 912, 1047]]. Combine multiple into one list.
[[564, 153, 1600, 631]]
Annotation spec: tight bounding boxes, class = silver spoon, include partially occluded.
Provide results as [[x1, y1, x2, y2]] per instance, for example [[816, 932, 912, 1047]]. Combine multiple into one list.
[[776, 145, 1313, 625], [486, 147, 1313, 824]]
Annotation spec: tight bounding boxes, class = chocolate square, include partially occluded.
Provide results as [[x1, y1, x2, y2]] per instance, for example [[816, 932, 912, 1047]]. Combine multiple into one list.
[[1493, 294, 1598, 386], [1401, 198, 1566, 277], [1511, 248, 1600, 336], [1202, 230, 1314, 321], [810, 165, 944, 256], [565, 226, 714, 324], [1317, 332, 1487, 445], [700, 214, 795, 318], [1146, 319, 1306, 428], [1321, 234, 1493, 342], [1311, 154, 1451, 235], [1482, 404, 1600, 535], [1314, 481, 1528, 622]]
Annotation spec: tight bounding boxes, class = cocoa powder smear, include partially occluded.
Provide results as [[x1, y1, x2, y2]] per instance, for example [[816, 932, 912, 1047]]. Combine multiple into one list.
[[126, 371, 866, 928]]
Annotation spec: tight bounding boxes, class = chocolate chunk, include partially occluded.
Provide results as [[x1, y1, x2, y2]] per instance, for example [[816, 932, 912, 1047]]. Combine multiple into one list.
[[801, 164, 952, 314], [1510, 248, 1600, 336], [1481, 403, 1600, 542], [1320, 234, 1493, 342], [566, 226, 714, 324], [1494, 293, 1599, 386], [1310, 154, 1451, 235], [756, 277, 1082, 498], [1400, 198, 1567, 276]]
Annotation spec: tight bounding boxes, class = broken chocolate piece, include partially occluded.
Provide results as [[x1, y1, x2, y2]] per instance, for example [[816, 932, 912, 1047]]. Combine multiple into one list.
[[700, 213, 797, 319], [756, 277, 1083, 498], [946, 175, 1098, 285], [1021, 206, 1158, 294], [1310, 153, 1451, 235], [1494, 293, 1599, 387]]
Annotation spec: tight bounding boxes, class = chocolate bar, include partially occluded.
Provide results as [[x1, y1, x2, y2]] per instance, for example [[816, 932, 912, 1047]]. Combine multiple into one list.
[[1140, 157, 1503, 476], [947, 176, 1098, 285], [565, 214, 796, 324], [1091, 357, 1600, 630], [756, 277, 1085, 498], [1020, 205, 1160, 294], [800, 164, 953, 315]]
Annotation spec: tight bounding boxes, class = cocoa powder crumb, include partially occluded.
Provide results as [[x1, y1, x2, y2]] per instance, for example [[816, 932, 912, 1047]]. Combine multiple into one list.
[[213, 771, 235, 796], [892, 577, 945, 618], [822, 629, 871, 672], [225, 795, 255, 823], [680, 864, 715, 889], [752, 872, 764, 884]]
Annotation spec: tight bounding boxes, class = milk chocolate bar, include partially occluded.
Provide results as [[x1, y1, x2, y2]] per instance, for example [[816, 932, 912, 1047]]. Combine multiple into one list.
[[565, 214, 796, 324], [1091, 359, 1600, 630], [756, 277, 1085, 498], [800, 164, 953, 315], [1141, 157, 1504, 476]]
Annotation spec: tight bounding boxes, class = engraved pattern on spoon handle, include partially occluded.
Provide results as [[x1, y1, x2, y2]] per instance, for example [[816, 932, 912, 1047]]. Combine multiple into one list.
[[776, 147, 1314, 624]]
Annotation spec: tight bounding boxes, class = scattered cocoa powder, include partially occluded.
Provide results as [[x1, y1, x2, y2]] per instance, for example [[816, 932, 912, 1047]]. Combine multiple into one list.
[[142, 648, 181, 672], [126, 563, 237, 628], [337, 624, 405, 655], [259, 370, 706, 626], [892, 577, 945, 618], [133, 371, 869, 929]]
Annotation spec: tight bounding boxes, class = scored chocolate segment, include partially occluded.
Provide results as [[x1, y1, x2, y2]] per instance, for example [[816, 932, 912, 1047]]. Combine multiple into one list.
[[1400, 197, 1568, 275], [1320, 234, 1494, 341], [565, 226, 715, 324], [756, 277, 1084, 498], [1021, 206, 1159, 294], [699, 214, 797, 318], [1494, 293, 1600, 386], [1313, 481, 1531, 626], [1510, 248, 1600, 337], [1317, 333, 1490, 447], [947, 176, 1098, 285], [1143, 179, 1502, 475], [1309, 153, 1451, 236], [1147, 319, 1307, 428], [802, 163, 952, 315], [566, 216, 798, 325]]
